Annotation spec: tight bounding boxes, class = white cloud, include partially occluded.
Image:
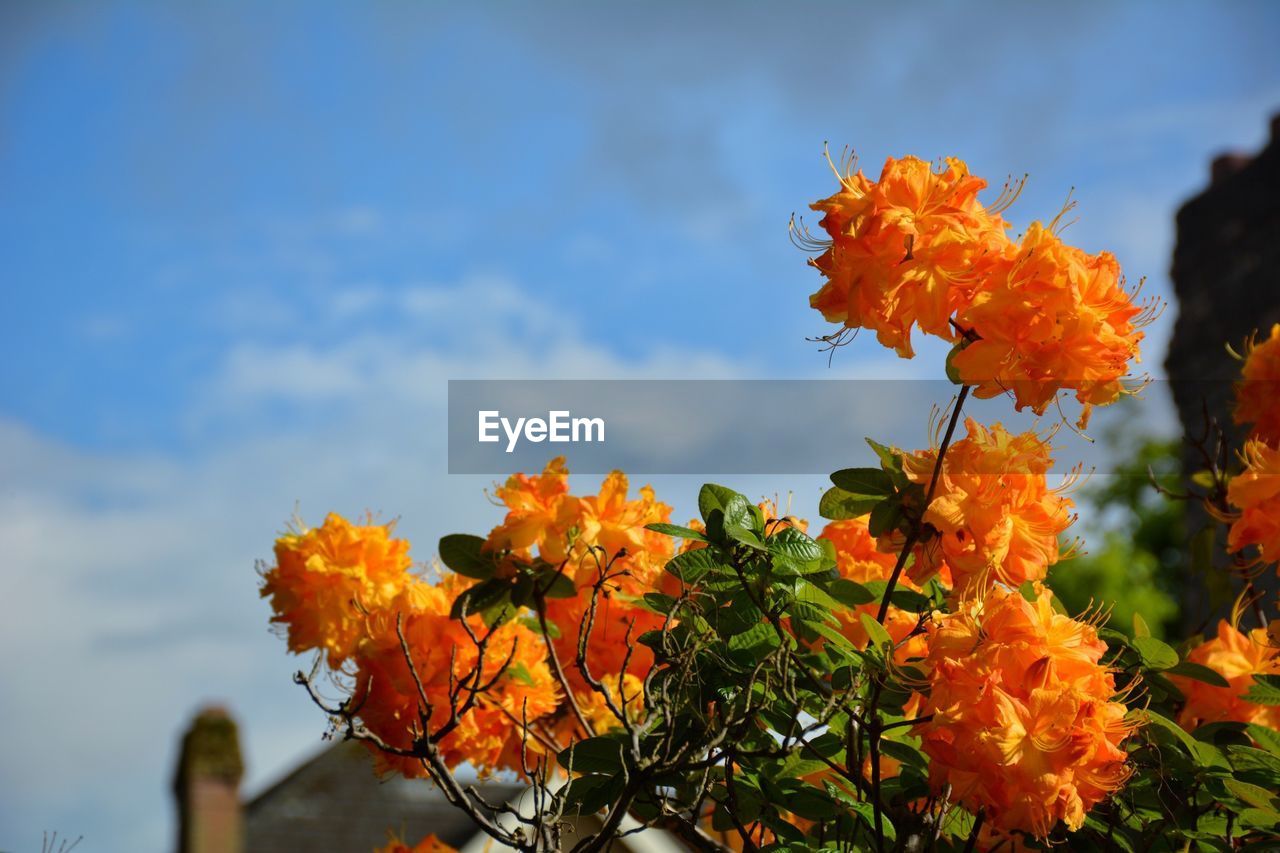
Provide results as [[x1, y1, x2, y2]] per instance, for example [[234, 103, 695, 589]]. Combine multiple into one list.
[[0, 274, 756, 852]]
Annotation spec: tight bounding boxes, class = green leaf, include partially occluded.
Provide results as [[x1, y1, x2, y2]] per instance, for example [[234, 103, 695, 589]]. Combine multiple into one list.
[[645, 522, 708, 541], [859, 580, 928, 614], [558, 736, 628, 774], [510, 572, 534, 607], [1099, 627, 1131, 648], [827, 578, 876, 607], [534, 568, 577, 599], [1224, 777, 1279, 810], [1228, 745, 1280, 778], [944, 341, 965, 385], [1132, 612, 1151, 638], [640, 592, 678, 615], [1134, 709, 1198, 754], [794, 580, 843, 614], [1243, 674, 1280, 706], [1131, 635, 1180, 671], [438, 533, 495, 580], [1190, 469, 1217, 489], [561, 773, 623, 815], [879, 738, 927, 770], [728, 622, 783, 660], [698, 483, 750, 538], [1166, 660, 1230, 688], [783, 786, 840, 821], [725, 523, 766, 550], [845, 798, 896, 841], [859, 612, 893, 653], [1236, 807, 1280, 829], [450, 577, 511, 620], [1245, 723, 1280, 756], [884, 587, 930, 613], [818, 486, 880, 520], [830, 467, 894, 496], [866, 437, 904, 477], [665, 547, 723, 583], [768, 527, 824, 563], [507, 661, 536, 686], [867, 497, 903, 538], [806, 618, 857, 652], [1191, 739, 1232, 772]]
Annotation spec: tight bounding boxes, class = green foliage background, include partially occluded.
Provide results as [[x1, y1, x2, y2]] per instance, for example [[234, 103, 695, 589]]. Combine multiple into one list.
[[1048, 432, 1183, 639]]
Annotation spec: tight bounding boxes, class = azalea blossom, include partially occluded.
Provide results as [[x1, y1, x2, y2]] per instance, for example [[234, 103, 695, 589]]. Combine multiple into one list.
[[1173, 619, 1280, 732], [892, 419, 1076, 596], [260, 513, 416, 666], [1234, 324, 1280, 445], [916, 585, 1133, 838]]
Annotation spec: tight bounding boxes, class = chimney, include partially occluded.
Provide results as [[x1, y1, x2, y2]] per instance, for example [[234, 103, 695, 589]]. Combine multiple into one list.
[[174, 707, 245, 853]]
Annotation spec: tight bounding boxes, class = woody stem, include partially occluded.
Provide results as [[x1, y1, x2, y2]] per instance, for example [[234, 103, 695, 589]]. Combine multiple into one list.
[[875, 384, 970, 623]]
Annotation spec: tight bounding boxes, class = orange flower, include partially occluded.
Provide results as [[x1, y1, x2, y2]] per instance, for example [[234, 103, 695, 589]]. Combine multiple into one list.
[[917, 585, 1133, 838], [261, 513, 415, 666], [374, 834, 456, 853], [803, 153, 1153, 426], [895, 419, 1075, 596], [806, 155, 1010, 357], [353, 580, 560, 776], [574, 471, 673, 585], [1234, 324, 1280, 445], [486, 457, 580, 563], [515, 463, 672, 732], [1173, 619, 1280, 732], [818, 518, 928, 660], [559, 673, 647, 739], [1227, 438, 1280, 566], [950, 222, 1150, 425]]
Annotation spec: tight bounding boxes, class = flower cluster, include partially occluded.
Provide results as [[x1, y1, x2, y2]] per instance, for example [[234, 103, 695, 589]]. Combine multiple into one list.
[[487, 460, 674, 721], [1229, 327, 1280, 569], [803, 154, 1154, 424], [893, 418, 1076, 596], [806, 155, 1009, 358], [1172, 619, 1280, 732], [1227, 438, 1280, 567], [916, 584, 1133, 838], [260, 513, 416, 667], [1234, 324, 1280, 446], [262, 516, 558, 777], [351, 579, 559, 776]]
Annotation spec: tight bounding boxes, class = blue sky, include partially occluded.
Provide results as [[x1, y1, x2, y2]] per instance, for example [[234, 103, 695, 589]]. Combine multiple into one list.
[[2, 2, 1278, 850]]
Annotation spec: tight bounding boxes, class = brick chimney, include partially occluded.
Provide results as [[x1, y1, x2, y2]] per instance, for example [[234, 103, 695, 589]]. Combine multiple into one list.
[[174, 706, 245, 853]]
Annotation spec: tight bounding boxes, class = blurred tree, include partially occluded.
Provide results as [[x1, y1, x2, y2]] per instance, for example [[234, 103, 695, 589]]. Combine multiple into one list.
[[1049, 430, 1183, 639]]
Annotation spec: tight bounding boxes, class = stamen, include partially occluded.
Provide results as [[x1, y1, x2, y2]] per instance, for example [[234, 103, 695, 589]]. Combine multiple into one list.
[[788, 213, 833, 252], [987, 173, 1029, 215], [1047, 188, 1079, 236]]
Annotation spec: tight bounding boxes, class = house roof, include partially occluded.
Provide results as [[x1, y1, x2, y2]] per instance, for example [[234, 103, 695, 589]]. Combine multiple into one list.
[[243, 741, 522, 852]]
